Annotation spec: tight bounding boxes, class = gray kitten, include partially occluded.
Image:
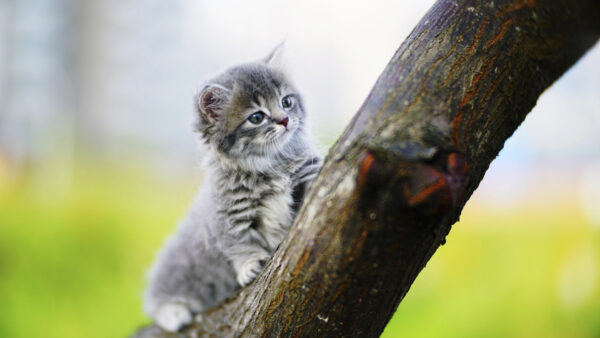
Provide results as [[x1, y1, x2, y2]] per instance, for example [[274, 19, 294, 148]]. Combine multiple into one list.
[[144, 49, 322, 332]]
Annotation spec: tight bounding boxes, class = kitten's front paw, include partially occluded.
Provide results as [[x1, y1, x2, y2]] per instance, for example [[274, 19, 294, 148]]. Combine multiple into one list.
[[156, 303, 193, 332], [237, 259, 266, 286]]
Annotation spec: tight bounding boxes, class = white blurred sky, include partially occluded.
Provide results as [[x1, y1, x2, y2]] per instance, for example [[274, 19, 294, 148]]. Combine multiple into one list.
[[177, 0, 600, 158], [178, 0, 599, 219], [179, 1, 440, 143]]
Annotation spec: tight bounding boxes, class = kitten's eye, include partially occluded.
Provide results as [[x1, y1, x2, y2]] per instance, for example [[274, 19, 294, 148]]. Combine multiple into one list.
[[247, 111, 265, 124], [281, 95, 293, 109]]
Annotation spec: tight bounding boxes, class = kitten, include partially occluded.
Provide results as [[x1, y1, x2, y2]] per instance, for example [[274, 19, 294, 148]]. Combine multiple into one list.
[[144, 48, 322, 332]]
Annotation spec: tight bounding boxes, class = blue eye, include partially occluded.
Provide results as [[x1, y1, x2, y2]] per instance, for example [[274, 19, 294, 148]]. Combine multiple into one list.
[[248, 111, 265, 124], [281, 95, 293, 109]]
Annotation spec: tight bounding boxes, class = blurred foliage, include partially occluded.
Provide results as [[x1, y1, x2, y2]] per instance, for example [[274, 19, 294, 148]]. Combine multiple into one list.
[[383, 205, 600, 338], [0, 159, 198, 338], [0, 160, 598, 338]]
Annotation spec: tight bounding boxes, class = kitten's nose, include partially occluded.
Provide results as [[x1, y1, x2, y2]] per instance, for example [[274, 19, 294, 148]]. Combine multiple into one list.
[[277, 117, 289, 128]]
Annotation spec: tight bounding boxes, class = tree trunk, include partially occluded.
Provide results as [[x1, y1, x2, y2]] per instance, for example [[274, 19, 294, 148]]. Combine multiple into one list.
[[134, 0, 600, 337]]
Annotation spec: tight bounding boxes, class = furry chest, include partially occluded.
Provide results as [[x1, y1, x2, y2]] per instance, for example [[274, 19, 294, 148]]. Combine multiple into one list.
[[255, 185, 294, 250], [219, 171, 294, 250]]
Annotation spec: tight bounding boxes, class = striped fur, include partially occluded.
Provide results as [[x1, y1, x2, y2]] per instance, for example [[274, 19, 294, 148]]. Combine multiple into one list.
[[144, 53, 322, 332]]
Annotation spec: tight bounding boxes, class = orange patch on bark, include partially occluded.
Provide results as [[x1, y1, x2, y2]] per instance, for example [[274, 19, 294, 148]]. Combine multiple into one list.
[[357, 151, 376, 187], [485, 18, 513, 50], [407, 175, 447, 206], [468, 15, 489, 54], [292, 247, 311, 280], [452, 110, 464, 146], [445, 15, 489, 84], [454, 54, 497, 146], [498, 0, 535, 16]]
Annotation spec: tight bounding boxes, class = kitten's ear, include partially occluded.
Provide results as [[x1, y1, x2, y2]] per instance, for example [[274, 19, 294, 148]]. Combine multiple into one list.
[[263, 41, 286, 68], [197, 84, 231, 123]]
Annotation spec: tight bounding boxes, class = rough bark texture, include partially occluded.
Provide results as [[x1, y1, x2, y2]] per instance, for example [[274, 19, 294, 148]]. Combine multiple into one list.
[[134, 0, 600, 337]]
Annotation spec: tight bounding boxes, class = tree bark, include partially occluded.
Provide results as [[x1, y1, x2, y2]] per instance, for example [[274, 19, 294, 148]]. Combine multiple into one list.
[[134, 0, 600, 337]]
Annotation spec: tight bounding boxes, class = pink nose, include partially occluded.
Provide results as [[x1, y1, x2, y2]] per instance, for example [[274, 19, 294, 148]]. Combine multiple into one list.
[[277, 117, 289, 127]]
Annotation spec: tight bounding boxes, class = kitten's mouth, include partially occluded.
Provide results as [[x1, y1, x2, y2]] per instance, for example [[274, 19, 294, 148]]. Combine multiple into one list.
[[272, 124, 294, 146], [278, 124, 295, 136]]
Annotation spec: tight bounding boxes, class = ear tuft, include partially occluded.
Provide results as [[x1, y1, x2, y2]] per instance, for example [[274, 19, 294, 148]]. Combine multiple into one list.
[[263, 41, 286, 68], [197, 84, 231, 122]]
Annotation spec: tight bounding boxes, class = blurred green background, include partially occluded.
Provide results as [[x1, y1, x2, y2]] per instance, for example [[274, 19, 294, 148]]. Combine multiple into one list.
[[1, 157, 598, 338], [1, 0, 599, 337]]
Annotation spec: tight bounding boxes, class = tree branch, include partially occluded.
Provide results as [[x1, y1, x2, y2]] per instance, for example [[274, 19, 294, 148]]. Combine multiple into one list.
[[134, 0, 600, 336]]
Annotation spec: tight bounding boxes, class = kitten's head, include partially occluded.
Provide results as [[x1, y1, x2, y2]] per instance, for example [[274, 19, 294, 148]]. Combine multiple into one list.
[[195, 49, 306, 169]]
